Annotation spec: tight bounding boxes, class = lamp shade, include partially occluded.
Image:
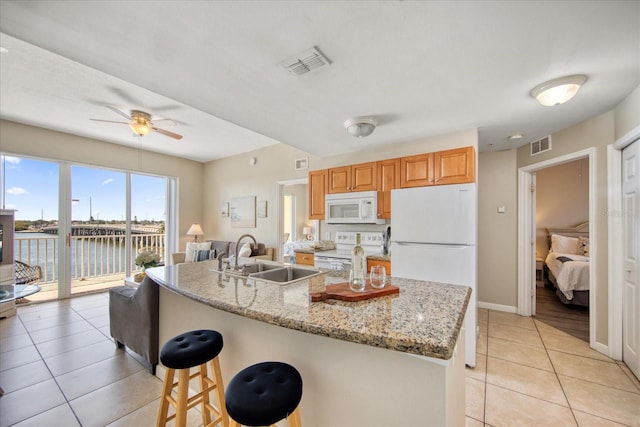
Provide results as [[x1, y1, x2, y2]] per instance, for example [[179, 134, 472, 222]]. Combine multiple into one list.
[[302, 227, 312, 235], [187, 224, 203, 236], [530, 74, 587, 106]]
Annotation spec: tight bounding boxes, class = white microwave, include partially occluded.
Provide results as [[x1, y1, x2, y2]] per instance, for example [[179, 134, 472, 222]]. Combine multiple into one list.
[[325, 191, 385, 224]]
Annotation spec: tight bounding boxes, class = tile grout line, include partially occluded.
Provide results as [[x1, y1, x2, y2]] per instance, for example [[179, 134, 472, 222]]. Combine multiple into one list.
[[11, 293, 145, 427], [16, 304, 85, 427]]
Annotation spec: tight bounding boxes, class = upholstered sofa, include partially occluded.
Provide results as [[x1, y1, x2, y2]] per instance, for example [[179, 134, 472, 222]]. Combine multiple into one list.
[[171, 239, 274, 265]]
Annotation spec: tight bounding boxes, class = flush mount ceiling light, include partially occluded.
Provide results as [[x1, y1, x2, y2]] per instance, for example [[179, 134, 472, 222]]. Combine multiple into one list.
[[508, 133, 524, 141], [344, 117, 378, 138], [530, 74, 587, 106]]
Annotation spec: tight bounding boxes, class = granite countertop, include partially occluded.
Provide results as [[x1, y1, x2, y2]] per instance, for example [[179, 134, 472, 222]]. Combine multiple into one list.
[[147, 262, 471, 360]]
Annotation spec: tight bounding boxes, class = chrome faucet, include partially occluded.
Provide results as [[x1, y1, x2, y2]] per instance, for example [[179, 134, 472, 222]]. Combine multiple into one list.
[[234, 234, 257, 271]]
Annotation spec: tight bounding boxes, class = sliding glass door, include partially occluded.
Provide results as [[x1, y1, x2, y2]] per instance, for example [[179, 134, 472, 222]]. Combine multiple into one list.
[[2, 153, 174, 301]]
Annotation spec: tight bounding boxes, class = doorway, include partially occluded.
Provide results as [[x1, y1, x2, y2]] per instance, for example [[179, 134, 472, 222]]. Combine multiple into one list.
[[517, 148, 596, 348], [533, 159, 590, 342], [276, 178, 310, 263]]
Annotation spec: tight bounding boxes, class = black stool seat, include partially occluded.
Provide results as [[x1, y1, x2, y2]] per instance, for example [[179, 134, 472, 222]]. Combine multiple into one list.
[[160, 330, 223, 369], [226, 361, 303, 426]]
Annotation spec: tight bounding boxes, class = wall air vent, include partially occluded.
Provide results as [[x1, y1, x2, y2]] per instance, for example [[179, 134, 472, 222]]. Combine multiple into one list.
[[530, 136, 552, 156], [280, 47, 330, 76]]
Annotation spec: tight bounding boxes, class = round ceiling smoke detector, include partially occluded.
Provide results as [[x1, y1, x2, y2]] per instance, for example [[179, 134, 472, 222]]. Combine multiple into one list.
[[344, 117, 378, 138]]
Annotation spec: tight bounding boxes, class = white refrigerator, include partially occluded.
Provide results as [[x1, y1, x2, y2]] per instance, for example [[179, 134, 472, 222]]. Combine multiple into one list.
[[391, 183, 477, 367]]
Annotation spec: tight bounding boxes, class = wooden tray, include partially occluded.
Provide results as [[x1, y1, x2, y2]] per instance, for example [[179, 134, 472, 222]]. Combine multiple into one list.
[[310, 281, 399, 302]]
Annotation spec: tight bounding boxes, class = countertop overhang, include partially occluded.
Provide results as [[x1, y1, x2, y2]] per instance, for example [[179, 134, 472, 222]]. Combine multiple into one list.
[[146, 261, 471, 360]]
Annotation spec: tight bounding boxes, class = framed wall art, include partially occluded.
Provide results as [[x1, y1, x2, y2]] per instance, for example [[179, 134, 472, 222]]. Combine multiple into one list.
[[258, 200, 267, 218], [230, 196, 256, 228], [220, 202, 229, 217]]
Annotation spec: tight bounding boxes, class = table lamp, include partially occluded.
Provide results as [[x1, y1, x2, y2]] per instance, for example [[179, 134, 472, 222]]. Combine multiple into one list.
[[187, 224, 204, 242], [302, 226, 313, 240]]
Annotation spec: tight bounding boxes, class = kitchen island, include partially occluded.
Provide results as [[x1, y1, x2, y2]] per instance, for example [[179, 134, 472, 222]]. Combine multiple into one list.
[[147, 261, 471, 426]]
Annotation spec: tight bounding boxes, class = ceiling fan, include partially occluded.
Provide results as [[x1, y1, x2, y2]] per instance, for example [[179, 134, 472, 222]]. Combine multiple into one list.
[[90, 106, 183, 140]]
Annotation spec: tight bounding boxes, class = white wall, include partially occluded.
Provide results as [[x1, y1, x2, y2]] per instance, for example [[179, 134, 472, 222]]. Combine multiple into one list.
[[478, 149, 518, 307], [614, 85, 640, 140]]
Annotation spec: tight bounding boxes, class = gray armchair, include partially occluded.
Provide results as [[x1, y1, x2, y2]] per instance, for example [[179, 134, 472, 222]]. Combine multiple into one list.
[[109, 276, 159, 374]]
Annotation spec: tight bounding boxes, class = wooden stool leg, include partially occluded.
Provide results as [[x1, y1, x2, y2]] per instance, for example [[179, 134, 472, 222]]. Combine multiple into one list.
[[175, 369, 190, 427], [156, 368, 175, 427], [210, 357, 229, 427], [288, 407, 302, 427], [199, 363, 212, 426]]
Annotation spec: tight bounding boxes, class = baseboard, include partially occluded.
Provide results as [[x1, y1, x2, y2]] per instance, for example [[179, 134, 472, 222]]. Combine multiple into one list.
[[477, 301, 517, 313]]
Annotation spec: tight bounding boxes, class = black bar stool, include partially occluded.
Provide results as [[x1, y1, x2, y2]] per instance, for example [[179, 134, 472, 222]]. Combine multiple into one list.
[[225, 361, 303, 427], [157, 330, 229, 427]]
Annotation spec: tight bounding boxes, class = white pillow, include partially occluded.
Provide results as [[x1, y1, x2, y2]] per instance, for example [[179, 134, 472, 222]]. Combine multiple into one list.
[[238, 242, 252, 257], [185, 241, 212, 263], [550, 234, 581, 255]]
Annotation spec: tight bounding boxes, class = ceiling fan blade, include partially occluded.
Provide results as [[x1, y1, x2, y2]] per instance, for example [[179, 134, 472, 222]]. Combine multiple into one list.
[[151, 126, 183, 140], [105, 105, 132, 120], [90, 119, 129, 124]]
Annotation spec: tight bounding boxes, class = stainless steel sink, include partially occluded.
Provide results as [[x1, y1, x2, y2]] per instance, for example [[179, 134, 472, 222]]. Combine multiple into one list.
[[249, 266, 325, 284]]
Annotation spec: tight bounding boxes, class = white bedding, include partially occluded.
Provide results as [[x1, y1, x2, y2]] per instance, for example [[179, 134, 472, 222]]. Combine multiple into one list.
[[545, 252, 590, 301]]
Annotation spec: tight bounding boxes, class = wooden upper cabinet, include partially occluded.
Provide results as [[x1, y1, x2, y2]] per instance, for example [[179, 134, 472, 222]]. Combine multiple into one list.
[[327, 166, 351, 193], [433, 146, 475, 185], [328, 162, 377, 193], [400, 153, 434, 188], [308, 169, 327, 220], [377, 158, 400, 219]]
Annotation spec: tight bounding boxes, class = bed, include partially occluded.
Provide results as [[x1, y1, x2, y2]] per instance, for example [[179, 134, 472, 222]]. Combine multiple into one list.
[[544, 222, 590, 307]]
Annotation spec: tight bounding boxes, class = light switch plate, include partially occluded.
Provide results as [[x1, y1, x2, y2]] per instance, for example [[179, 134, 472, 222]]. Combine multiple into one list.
[[497, 205, 506, 213]]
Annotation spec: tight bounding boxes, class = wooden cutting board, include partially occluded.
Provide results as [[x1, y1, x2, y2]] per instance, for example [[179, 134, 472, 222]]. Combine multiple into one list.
[[310, 281, 399, 302]]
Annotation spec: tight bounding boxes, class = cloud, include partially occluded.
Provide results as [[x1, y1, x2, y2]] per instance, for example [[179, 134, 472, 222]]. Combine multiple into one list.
[[102, 178, 115, 185], [6, 187, 28, 195], [3, 156, 20, 164]]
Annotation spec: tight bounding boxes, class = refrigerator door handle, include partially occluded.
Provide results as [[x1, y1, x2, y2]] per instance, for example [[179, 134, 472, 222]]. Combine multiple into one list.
[[392, 241, 471, 248]]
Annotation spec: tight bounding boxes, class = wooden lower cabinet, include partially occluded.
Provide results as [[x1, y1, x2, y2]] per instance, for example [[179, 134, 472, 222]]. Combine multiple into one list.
[[367, 258, 391, 275], [295, 252, 315, 266]]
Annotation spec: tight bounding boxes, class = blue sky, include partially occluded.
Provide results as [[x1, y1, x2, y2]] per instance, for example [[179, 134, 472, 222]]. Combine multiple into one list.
[[2, 156, 166, 221]]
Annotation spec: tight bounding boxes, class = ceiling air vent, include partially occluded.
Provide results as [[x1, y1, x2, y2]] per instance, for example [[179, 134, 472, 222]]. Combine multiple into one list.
[[280, 47, 330, 76], [530, 136, 552, 156]]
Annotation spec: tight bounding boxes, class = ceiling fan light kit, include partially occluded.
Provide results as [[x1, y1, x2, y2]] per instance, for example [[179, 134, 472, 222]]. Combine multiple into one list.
[[91, 107, 183, 140], [129, 110, 152, 136], [344, 117, 378, 138], [530, 74, 587, 106]]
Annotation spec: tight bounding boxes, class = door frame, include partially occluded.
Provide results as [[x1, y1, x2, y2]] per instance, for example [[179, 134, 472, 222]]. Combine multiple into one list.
[[608, 125, 640, 360], [517, 147, 596, 347], [276, 178, 308, 263]]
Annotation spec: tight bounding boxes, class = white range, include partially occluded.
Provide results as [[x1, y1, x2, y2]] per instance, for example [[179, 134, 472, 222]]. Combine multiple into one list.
[[313, 231, 384, 271]]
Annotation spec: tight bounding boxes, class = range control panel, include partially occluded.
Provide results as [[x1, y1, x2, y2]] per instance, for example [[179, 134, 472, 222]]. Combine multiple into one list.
[[335, 231, 383, 250]]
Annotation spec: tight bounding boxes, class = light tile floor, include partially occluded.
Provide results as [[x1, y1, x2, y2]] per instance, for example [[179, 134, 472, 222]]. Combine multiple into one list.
[[1, 294, 639, 426], [466, 308, 640, 427]]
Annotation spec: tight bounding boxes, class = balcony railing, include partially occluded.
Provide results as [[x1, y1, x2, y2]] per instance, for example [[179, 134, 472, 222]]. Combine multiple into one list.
[[15, 233, 165, 284]]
